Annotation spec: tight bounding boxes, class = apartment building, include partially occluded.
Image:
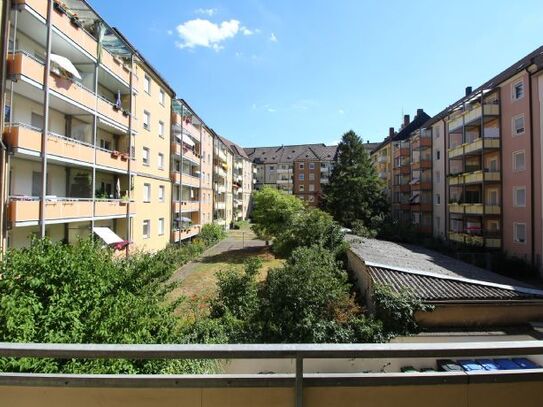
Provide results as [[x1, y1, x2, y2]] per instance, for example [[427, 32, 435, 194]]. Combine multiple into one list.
[[0, 0, 252, 252], [245, 143, 342, 206], [219, 137, 253, 222], [212, 134, 233, 228]]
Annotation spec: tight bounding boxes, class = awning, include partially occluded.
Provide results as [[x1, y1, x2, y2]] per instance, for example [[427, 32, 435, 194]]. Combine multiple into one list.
[[182, 134, 195, 147], [93, 227, 124, 245], [50, 54, 82, 80], [180, 216, 192, 223]]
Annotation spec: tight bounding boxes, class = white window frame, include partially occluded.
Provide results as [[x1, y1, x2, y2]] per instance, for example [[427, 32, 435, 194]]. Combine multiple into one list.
[[511, 79, 524, 101], [143, 110, 151, 130], [512, 114, 525, 136], [513, 222, 526, 244], [142, 147, 150, 166], [144, 74, 151, 95], [158, 185, 165, 202], [299, 185, 304, 192], [158, 217, 165, 236], [309, 184, 315, 192], [143, 183, 151, 202], [309, 162, 315, 170], [512, 150, 525, 172], [159, 89, 165, 106], [158, 153, 164, 170], [143, 219, 150, 239], [158, 121, 165, 138], [513, 186, 526, 208]]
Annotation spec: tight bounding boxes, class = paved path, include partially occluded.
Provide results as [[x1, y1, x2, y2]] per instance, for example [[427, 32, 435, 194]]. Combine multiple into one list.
[[168, 235, 266, 284]]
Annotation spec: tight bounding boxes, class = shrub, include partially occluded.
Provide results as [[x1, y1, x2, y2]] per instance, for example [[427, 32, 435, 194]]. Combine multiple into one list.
[[199, 223, 227, 246]]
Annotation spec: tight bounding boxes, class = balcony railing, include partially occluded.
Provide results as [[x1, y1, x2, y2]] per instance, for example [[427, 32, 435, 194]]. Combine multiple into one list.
[[448, 137, 501, 159], [448, 103, 500, 132], [0, 341, 542, 407], [7, 51, 130, 129]]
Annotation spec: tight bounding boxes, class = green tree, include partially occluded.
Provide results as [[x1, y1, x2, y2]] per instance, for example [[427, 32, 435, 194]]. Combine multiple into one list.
[[322, 130, 388, 233], [272, 208, 348, 258], [251, 186, 305, 243]]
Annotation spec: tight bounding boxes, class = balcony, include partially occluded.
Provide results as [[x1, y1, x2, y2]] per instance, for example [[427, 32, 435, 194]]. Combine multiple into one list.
[[448, 203, 501, 215], [4, 124, 129, 172], [8, 198, 93, 224], [215, 201, 226, 210], [94, 200, 131, 218], [172, 225, 200, 242], [448, 103, 500, 132], [448, 170, 500, 185], [215, 165, 227, 178], [411, 160, 431, 171], [448, 231, 501, 248], [448, 137, 501, 159], [393, 147, 410, 158], [16, 0, 131, 84], [377, 155, 388, 163], [411, 181, 432, 191], [7, 52, 129, 129], [411, 136, 431, 150], [175, 201, 200, 213]]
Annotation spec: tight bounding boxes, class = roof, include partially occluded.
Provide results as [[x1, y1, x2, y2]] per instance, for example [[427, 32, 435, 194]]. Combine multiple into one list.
[[349, 238, 541, 289], [423, 45, 543, 127], [366, 264, 543, 302], [244, 144, 338, 164], [217, 135, 250, 160], [372, 109, 431, 153]]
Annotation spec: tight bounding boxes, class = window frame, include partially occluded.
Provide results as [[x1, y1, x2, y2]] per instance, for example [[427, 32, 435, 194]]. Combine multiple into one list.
[[159, 89, 165, 106], [158, 153, 164, 170], [158, 185, 165, 202], [512, 150, 526, 172], [513, 186, 526, 208], [143, 110, 151, 131], [143, 183, 151, 203], [513, 222, 527, 244], [144, 74, 151, 95], [511, 80, 524, 101], [158, 217, 165, 236], [142, 147, 150, 166], [512, 114, 525, 136], [143, 219, 150, 239]]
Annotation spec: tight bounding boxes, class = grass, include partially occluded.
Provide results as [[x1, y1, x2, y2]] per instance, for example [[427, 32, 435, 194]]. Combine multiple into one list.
[[168, 226, 284, 317]]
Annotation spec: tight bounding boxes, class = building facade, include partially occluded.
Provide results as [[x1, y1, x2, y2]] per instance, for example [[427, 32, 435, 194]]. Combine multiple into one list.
[[0, 0, 252, 252]]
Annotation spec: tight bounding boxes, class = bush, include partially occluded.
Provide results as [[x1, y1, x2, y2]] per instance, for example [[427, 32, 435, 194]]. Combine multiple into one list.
[[373, 284, 433, 337], [199, 223, 227, 246], [272, 208, 348, 258]]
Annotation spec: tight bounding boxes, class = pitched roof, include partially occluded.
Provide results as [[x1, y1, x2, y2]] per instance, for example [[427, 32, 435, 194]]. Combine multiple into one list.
[[244, 144, 337, 164], [217, 135, 250, 160], [424, 45, 543, 127], [372, 109, 431, 153], [366, 264, 543, 302]]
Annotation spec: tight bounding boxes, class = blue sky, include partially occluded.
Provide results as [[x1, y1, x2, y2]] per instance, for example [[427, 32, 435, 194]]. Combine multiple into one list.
[[92, 0, 543, 146]]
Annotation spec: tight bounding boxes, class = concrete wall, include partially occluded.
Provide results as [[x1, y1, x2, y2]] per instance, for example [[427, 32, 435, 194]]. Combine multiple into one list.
[[432, 121, 446, 239]]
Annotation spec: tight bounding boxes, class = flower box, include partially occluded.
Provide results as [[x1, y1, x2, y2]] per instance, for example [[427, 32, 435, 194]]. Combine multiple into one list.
[[110, 150, 120, 158]]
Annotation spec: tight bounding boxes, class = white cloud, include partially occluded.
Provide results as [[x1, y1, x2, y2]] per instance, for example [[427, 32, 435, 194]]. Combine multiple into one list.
[[338, 109, 345, 115], [195, 8, 217, 16], [267, 108, 276, 113], [269, 32, 278, 42], [240, 26, 253, 36], [176, 19, 240, 51]]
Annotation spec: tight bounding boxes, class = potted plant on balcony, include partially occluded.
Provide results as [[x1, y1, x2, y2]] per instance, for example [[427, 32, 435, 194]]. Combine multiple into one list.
[[53, 1, 67, 15], [111, 150, 120, 158], [69, 13, 82, 28], [122, 109, 130, 117], [120, 152, 129, 161], [120, 194, 129, 206]]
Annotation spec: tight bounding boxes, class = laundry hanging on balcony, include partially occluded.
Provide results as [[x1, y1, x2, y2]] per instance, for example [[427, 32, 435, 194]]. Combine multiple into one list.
[[50, 54, 82, 80], [114, 90, 122, 110]]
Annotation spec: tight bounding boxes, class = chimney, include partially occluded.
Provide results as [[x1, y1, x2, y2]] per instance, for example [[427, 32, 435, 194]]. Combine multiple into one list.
[[465, 86, 472, 96], [403, 114, 410, 127], [416, 108, 424, 117], [389, 127, 395, 137]]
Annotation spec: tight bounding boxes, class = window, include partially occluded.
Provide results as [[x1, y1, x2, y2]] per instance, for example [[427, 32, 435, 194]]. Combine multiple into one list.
[[309, 163, 315, 170], [269, 166, 275, 171], [512, 80, 524, 101], [299, 185, 304, 192], [488, 157, 498, 172], [143, 111, 150, 130], [435, 193, 440, 205], [436, 150, 441, 160], [158, 153, 164, 170], [309, 184, 315, 192], [144, 75, 151, 94], [159, 89, 165, 105], [435, 171, 441, 183], [142, 147, 150, 166], [158, 185, 165, 202], [100, 139, 112, 150], [299, 174, 304, 181], [487, 189, 499, 205], [512, 114, 525, 135], [309, 173, 315, 181], [513, 150, 525, 172], [158, 218, 164, 236], [158, 121, 164, 138], [31, 112, 44, 129], [143, 220, 150, 239], [434, 127, 440, 138], [299, 163, 304, 169], [514, 222, 526, 244], [143, 183, 151, 202], [513, 186, 526, 207]]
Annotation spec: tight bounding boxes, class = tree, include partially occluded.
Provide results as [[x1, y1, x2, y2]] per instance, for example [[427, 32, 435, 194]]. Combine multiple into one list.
[[272, 208, 348, 258], [251, 186, 305, 243], [321, 130, 388, 233]]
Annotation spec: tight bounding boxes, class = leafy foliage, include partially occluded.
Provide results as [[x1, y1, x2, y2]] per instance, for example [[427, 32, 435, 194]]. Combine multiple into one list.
[[322, 130, 388, 233], [372, 284, 433, 337], [251, 186, 305, 243], [199, 223, 227, 246], [272, 208, 348, 258], [0, 234, 224, 374]]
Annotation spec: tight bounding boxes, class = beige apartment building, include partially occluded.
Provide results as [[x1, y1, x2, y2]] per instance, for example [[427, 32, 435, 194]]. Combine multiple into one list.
[[0, 0, 251, 252], [212, 134, 231, 228]]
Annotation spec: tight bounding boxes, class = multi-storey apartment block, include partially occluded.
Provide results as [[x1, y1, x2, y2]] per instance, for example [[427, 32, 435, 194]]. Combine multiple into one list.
[[212, 134, 231, 228], [0, 0, 252, 252], [372, 46, 543, 275]]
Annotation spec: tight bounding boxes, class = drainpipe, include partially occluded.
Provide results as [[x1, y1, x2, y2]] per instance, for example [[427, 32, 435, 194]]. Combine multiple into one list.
[[39, 0, 54, 238], [125, 54, 134, 257]]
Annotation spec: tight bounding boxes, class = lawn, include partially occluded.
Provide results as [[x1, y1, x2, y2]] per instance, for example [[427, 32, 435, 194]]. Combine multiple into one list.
[[168, 227, 284, 318]]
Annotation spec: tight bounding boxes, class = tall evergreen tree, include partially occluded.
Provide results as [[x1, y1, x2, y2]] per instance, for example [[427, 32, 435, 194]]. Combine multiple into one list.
[[321, 130, 388, 232]]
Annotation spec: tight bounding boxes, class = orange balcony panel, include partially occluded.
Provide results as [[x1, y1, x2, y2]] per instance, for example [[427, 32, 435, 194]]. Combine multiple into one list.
[[172, 142, 182, 156], [9, 199, 93, 223], [411, 182, 432, 191], [394, 147, 410, 158], [180, 201, 200, 213], [183, 122, 201, 141], [412, 160, 432, 170], [15, 0, 48, 16], [95, 200, 129, 218], [50, 7, 98, 59], [183, 149, 201, 164], [171, 173, 181, 184], [96, 149, 129, 172], [97, 97, 129, 128], [50, 72, 96, 108], [46, 134, 94, 163], [4, 125, 41, 152], [181, 174, 200, 188], [400, 166, 410, 175], [99, 49, 131, 84], [8, 52, 44, 83]]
